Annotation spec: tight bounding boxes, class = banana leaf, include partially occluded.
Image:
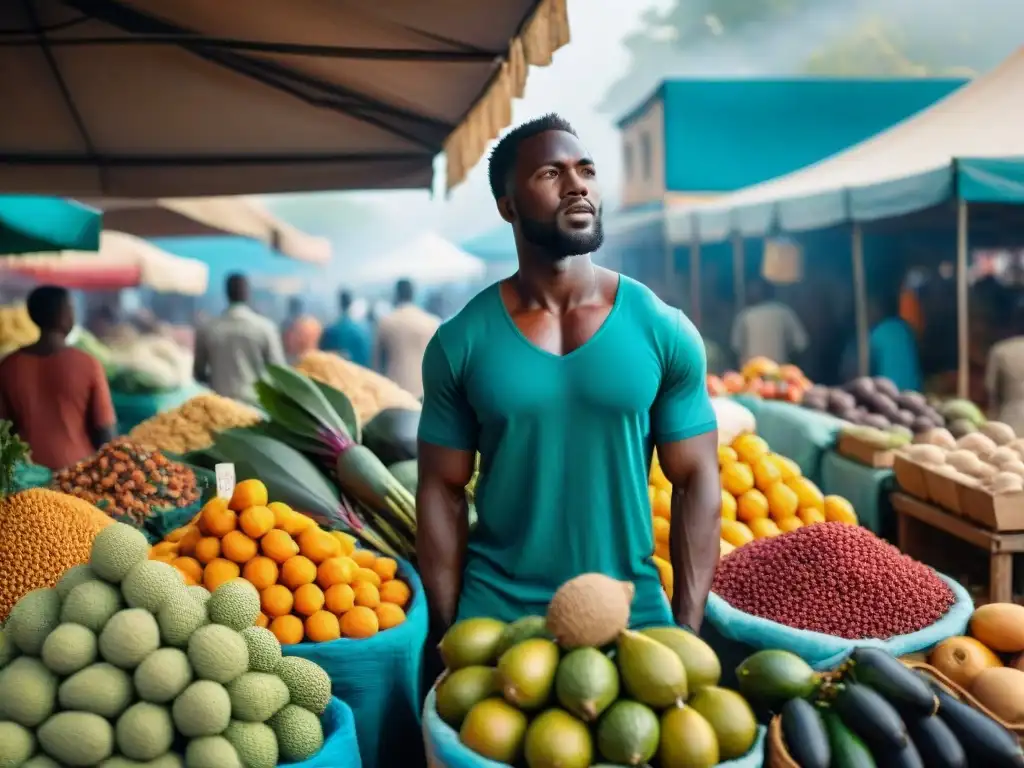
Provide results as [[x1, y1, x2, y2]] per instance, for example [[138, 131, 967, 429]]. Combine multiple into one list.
[[264, 365, 349, 436], [310, 378, 360, 442], [254, 380, 328, 445]]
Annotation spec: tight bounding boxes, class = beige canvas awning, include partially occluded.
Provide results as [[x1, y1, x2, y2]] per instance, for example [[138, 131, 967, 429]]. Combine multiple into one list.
[[0, 0, 569, 197], [81, 197, 332, 264]]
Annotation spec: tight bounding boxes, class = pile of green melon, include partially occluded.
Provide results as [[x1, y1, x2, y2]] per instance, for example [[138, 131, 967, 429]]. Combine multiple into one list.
[[0, 522, 333, 768]]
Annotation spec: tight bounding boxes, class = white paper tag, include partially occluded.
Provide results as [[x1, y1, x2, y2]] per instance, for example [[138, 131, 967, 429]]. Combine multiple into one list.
[[215, 463, 236, 500]]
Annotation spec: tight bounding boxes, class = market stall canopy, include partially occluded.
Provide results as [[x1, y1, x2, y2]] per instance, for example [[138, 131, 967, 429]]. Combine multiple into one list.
[[0, 0, 570, 197], [0, 230, 208, 294], [351, 232, 485, 286], [668, 48, 1024, 243], [81, 197, 331, 264], [0, 196, 101, 254]]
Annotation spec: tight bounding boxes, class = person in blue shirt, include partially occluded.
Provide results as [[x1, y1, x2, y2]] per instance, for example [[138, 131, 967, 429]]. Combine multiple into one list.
[[841, 285, 923, 391], [319, 289, 371, 367]]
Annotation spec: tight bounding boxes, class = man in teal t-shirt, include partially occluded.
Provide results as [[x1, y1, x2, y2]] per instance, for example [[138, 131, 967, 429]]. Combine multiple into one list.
[[417, 115, 721, 654]]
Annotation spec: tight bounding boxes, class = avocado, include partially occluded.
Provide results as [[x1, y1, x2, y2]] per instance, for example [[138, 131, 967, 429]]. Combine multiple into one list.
[[439, 618, 507, 670], [523, 709, 593, 768], [640, 627, 721, 692], [495, 616, 551, 657], [658, 703, 719, 768], [616, 630, 687, 709], [497, 638, 559, 711], [435, 666, 499, 729], [735, 650, 820, 711], [459, 698, 528, 764], [554, 647, 619, 722], [688, 686, 758, 759], [595, 700, 659, 766]]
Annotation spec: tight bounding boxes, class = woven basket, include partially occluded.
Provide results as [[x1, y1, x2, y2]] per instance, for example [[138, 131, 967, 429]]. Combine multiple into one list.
[[766, 715, 800, 768], [905, 661, 1024, 742]]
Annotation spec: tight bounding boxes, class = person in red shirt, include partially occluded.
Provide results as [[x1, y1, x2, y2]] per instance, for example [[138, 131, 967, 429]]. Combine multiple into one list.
[[0, 286, 116, 469]]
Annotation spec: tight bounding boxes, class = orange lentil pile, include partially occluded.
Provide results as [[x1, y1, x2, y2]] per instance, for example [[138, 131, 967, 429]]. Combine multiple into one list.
[[0, 487, 113, 620], [53, 438, 200, 526]]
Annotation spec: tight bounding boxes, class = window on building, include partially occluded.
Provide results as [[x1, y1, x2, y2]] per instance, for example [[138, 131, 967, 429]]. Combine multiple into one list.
[[623, 141, 633, 181], [640, 132, 652, 180]]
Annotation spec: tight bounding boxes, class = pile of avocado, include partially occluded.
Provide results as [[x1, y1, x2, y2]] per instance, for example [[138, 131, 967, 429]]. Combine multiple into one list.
[[738, 647, 1024, 768], [435, 616, 760, 767]]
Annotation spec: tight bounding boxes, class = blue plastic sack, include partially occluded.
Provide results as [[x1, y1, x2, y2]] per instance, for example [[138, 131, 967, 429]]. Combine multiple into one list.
[[280, 697, 362, 768], [705, 572, 973, 671], [282, 558, 427, 768], [112, 381, 208, 433], [422, 688, 767, 768]]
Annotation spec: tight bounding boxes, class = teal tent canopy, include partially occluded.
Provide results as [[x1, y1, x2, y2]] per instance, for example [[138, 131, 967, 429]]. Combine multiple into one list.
[[0, 196, 102, 254], [460, 225, 515, 262]]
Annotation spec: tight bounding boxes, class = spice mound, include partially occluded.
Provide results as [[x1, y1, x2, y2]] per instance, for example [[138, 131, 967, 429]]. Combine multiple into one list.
[[129, 393, 263, 454], [712, 522, 955, 639], [53, 439, 201, 525]]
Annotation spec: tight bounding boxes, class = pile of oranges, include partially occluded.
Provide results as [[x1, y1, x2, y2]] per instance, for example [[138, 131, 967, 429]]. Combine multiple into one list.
[[148, 479, 411, 645], [649, 432, 858, 597]]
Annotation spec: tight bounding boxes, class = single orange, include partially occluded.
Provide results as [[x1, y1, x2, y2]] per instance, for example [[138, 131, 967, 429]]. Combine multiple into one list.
[[349, 549, 377, 569], [255, 612, 270, 629], [203, 558, 240, 592], [778, 516, 804, 533], [329, 530, 357, 556], [798, 507, 827, 526], [177, 525, 202, 556], [752, 456, 783, 493], [379, 580, 411, 609], [280, 555, 317, 589], [229, 479, 268, 512], [199, 498, 237, 537], [376, 603, 407, 631], [260, 584, 294, 617], [279, 509, 315, 537], [297, 527, 341, 564], [317, 556, 358, 589], [172, 556, 203, 584], [765, 482, 800, 520], [324, 583, 355, 614], [652, 517, 670, 546], [150, 541, 179, 559], [340, 606, 379, 639], [824, 495, 858, 525], [736, 489, 770, 523], [269, 614, 304, 645], [239, 505, 275, 538], [353, 567, 381, 588], [352, 581, 380, 609], [268, 501, 293, 528], [242, 556, 280, 590], [293, 583, 326, 617], [305, 610, 341, 643], [261, 529, 300, 564], [787, 477, 825, 511], [165, 526, 191, 543], [221, 530, 258, 564], [194, 537, 222, 565], [720, 489, 737, 521]]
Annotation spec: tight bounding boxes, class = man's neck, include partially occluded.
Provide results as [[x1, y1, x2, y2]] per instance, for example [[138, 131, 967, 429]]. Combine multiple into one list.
[[513, 253, 597, 313]]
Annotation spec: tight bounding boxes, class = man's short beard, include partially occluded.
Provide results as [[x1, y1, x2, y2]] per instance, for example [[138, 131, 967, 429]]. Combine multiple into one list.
[[518, 210, 605, 260]]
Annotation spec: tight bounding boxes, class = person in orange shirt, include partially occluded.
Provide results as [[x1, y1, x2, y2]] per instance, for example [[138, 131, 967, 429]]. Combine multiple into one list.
[[0, 286, 116, 469]]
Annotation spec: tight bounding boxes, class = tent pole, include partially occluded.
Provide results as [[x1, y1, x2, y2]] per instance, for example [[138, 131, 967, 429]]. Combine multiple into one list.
[[956, 200, 970, 399], [732, 233, 746, 309], [690, 236, 702, 328], [852, 223, 869, 377]]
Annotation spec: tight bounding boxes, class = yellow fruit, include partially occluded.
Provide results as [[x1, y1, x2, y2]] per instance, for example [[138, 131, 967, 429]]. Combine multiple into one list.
[[305, 610, 341, 642], [325, 583, 356, 614], [787, 477, 825, 511], [652, 555, 673, 596], [229, 479, 268, 512], [653, 517, 670, 545], [778, 516, 804, 533], [221, 530, 258, 564], [340, 606, 379, 639], [765, 482, 800, 520], [350, 549, 377, 569], [261, 529, 300, 564], [330, 530, 357, 556], [720, 539, 736, 557], [297, 527, 342, 564], [749, 518, 782, 539], [172, 556, 203, 584], [372, 557, 398, 582], [269, 614, 304, 645], [648, 486, 657, 508], [239, 506, 275, 538], [353, 582, 381, 609], [194, 537, 221, 565], [255, 612, 269, 628], [177, 526, 201, 557], [720, 519, 755, 548], [732, 434, 770, 465], [650, 462, 672, 493], [199, 498, 237, 537], [652, 488, 672, 521], [798, 507, 826, 526], [293, 583, 325, 617], [268, 501, 294, 529], [379, 579, 411, 608], [261, 584, 294, 617], [353, 567, 382, 588], [376, 603, 407, 631], [768, 454, 801, 481], [717, 446, 739, 466], [203, 558, 240, 592], [242, 556, 279, 590], [720, 489, 737, 521], [824, 495, 858, 525], [280, 556, 317, 589], [752, 456, 783, 492], [317, 556, 358, 589], [721, 462, 755, 496], [736, 489, 769, 523]]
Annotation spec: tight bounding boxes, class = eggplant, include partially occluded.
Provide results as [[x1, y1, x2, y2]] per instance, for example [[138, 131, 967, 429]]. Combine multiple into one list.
[[934, 688, 1024, 768], [833, 683, 909, 751], [823, 710, 877, 768], [780, 698, 830, 768], [904, 713, 967, 768], [849, 648, 938, 717], [876, 741, 924, 768]]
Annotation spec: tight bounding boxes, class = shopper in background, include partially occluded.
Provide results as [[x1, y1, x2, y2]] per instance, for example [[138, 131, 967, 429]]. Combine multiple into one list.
[[730, 276, 809, 366], [0, 285, 116, 469], [986, 299, 1024, 435], [840, 285, 923, 392], [320, 289, 371, 366], [373, 278, 440, 397], [281, 296, 322, 362], [193, 273, 285, 406]]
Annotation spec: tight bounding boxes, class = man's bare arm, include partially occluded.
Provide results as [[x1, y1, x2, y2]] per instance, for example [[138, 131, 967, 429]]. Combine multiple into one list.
[[416, 441, 475, 633], [658, 429, 721, 631]]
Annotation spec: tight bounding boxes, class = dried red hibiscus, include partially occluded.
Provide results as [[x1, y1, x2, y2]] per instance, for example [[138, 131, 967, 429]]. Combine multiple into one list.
[[712, 522, 955, 639]]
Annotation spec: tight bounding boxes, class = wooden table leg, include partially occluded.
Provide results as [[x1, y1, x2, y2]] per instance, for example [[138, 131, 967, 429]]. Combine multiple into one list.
[[897, 512, 913, 558], [990, 553, 1014, 604]]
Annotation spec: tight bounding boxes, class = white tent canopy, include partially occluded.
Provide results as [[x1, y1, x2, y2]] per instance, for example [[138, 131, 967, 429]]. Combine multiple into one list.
[[669, 48, 1024, 243], [351, 233, 485, 287]]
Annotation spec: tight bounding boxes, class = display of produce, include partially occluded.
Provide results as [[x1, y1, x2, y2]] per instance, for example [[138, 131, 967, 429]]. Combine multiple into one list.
[[129, 394, 264, 455], [0, 521, 337, 767], [105, 328, 194, 394], [0, 487, 113, 621], [927, 602, 1024, 724], [295, 350, 421, 424], [900, 423, 1024, 492], [706, 357, 812, 402], [0, 303, 39, 359], [434, 572, 761, 767], [0, 419, 30, 498], [755, 646, 1024, 768], [53, 439, 201, 526], [802, 376, 948, 436], [150, 479, 411, 644], [712, 522, 955, 639]]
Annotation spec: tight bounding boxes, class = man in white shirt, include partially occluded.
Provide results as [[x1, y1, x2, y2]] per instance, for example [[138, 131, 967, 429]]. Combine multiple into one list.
[[730, 277, 808, 366], [193, 274, 286, 405], [373, 279, 440, 398]]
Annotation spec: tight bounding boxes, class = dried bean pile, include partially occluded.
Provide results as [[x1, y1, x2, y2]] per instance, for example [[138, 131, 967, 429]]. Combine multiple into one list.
[[713, 522, 955, 639]]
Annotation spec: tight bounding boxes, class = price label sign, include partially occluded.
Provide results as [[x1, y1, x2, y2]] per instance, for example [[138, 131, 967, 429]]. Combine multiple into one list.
[[215, 463, 236, 500]]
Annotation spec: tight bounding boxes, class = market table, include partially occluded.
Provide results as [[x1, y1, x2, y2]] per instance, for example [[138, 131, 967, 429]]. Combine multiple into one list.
[[820, 451, 896, 539], [749, 401, 846, 483], [112, 381, 208, 434], [891, 491, 1024, 604]]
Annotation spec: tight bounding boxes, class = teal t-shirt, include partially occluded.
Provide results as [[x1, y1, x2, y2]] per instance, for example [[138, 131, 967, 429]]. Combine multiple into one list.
[[418, 276, 717, 629]]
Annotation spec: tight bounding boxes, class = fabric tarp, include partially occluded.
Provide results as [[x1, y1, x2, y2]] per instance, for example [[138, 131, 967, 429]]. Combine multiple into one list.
[[0, 0, 569, 196], [668, 48, 1024, 242], [351, 233, 485, 286], [0, 196, 101, 254]]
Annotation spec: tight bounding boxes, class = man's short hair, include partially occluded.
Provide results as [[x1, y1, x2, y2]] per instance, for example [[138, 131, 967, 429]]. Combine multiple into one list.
[[487, 113, 578, 200], [26, 285, 70, 330]]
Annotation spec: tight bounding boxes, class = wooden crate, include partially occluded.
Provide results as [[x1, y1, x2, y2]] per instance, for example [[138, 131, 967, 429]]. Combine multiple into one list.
[[837, 433, 896, 468], [893, 454, 929, 500], [958, 484, 1024, 531]]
